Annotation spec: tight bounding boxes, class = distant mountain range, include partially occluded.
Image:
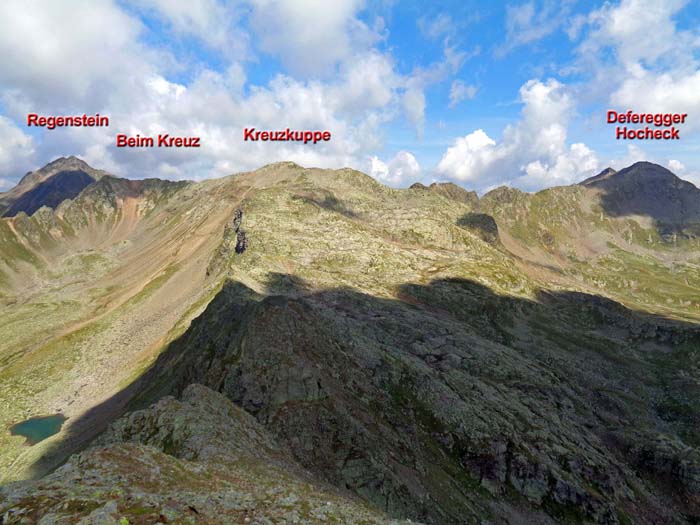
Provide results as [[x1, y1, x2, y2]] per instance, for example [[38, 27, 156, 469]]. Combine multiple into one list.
[[0, 157, 698, 524]]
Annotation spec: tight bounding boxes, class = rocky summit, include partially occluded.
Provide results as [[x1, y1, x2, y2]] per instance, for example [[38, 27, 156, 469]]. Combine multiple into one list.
[[0, 159, 698, 524]]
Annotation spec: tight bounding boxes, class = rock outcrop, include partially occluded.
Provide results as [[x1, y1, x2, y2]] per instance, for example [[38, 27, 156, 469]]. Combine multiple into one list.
[[0, 385, 416, 524], [410, 181, 479, 206]]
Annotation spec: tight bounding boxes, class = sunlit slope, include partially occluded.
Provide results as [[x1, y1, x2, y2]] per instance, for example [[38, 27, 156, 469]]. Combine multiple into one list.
[[0, 174, 243, 480], [479, 162, 700, 321]]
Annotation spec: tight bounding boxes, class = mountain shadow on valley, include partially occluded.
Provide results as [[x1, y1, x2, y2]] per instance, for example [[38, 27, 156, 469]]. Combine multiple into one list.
[[24, 273, 700, 525]]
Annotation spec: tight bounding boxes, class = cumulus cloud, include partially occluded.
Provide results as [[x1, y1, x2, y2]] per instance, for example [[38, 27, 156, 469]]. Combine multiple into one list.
[[249, 0, 379, 76], [68, 58, 400, 181], [575, 0, 700, 131], [434, 129, 500, 182], [611, 66, 700, 132], [0, 0, 154, 112], [0, 0, 411, 183], [0, 116, 36, 177], [436, 78, 599, 192], [369, 151, 420, 186]]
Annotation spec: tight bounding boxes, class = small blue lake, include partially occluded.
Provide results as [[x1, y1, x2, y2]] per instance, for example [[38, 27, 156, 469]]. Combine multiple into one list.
[[9, 414, 67, 445]]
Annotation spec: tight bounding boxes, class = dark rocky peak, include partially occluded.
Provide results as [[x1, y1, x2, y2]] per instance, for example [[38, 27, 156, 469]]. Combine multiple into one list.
[[583, 161, 700, 229], [581, 162, 687, 190], [1, 156, 114, 217], [3, 169, 96, 217], [17, 156, 107, 188]]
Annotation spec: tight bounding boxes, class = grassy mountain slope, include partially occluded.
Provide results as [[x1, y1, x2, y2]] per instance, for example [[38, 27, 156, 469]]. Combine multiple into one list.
[[0, 173, 244, 481], [0, 159, 698, 524]]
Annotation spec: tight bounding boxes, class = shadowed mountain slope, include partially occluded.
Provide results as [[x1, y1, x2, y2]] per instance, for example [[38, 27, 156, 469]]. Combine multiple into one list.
[[0, 156, 110, 217], [582, 162, 700, 237]]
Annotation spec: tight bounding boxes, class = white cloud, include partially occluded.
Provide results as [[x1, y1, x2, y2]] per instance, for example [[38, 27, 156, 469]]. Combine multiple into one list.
[[132, 0, 247, 57], [435, 129, 500, 183], [418, 13, 455, 40], [0, 0, 154, 111], [449, 80, 477, 108], [579, 0, 692, 66], [0, 0, 412, 184], [667, 158, 700, 187], [403, 86, 426, 134], [329, 52, 399, 113], [0, 116, 36, 178], [611, 66, 700, 132], [575, 0, 700, 131], [369, 151, 420, 186], [496, 1, 571, 56], [67, 46, 403, 181], [668, 159, 685, 173], [436, 79, 599, 192], [249, 0, 379, 76]]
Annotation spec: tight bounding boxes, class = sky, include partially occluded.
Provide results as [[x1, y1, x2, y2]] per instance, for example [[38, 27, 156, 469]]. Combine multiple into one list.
[[0, 0, 699, 193]]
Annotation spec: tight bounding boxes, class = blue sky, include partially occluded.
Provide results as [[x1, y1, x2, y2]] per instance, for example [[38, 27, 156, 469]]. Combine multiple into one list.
[[0, 0, 699, 192]]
